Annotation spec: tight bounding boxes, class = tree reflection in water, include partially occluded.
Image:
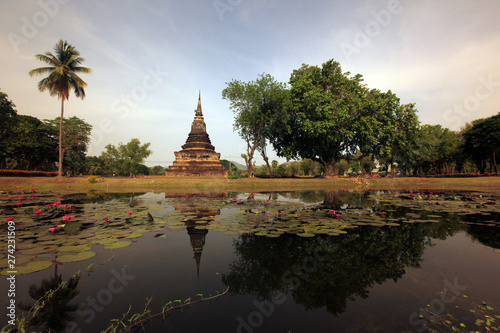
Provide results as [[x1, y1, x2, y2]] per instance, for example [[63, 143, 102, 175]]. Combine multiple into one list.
[[222, 201, 461, 317], [18, 266, 80, 333]]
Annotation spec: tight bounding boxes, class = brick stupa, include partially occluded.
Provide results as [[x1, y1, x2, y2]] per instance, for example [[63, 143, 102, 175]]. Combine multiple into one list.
[[165, 93, 227, 177]]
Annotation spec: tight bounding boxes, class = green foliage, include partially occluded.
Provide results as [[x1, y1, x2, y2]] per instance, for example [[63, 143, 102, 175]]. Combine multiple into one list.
[[398, 125, 464, 175], [462, 113, 500, 174], [135, 164, 150, 176], [0, 92, 59, 171], [222, 73, 290, 177], [100, 138, 152, 177], [149, 165, 166, 176], [220, 159, 240, 177], [368, 90, 420, 175], [1, 115, 57, 171], [270, 60, 375, 176], [44, 116, 92, 175]]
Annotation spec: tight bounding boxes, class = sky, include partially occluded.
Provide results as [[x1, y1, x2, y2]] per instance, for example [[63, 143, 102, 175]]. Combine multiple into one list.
[[1, 0, 499, 167]]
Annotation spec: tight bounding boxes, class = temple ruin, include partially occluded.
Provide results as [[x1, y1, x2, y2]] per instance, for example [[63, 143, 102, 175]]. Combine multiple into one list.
[[165, 92, 227, 176]]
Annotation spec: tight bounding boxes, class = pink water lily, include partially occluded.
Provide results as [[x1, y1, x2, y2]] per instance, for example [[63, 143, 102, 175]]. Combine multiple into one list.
[[104, 218, 108, 223], [34, 210, 42, 215], [62, 215, 73, 222], [127, 211, 133, 216], [6, 217, 14, 221], [49, 227, 57, 234]]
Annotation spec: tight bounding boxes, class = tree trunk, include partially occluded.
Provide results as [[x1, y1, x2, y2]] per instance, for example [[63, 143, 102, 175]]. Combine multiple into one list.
[[493, 152, 498, 173], [57, 99, 65, 180], [390, 154, 395, 176], [322, 160, 338, 178]]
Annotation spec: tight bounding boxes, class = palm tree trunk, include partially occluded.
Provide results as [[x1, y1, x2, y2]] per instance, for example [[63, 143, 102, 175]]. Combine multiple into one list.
[[58, 98, 64, 180]]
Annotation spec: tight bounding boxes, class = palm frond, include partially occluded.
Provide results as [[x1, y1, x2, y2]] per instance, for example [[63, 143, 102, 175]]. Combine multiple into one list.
[[29, 67, 55, 77]]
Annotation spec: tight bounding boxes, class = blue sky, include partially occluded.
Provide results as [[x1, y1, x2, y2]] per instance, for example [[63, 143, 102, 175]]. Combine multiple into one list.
[[1, 0, 499, 167]]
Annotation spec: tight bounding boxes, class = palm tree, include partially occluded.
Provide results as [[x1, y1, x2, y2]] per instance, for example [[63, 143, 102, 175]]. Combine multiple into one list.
[[29, 40, 91, 179]]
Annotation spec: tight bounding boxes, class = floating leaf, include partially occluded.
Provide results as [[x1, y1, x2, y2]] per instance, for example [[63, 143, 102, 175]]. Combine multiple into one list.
[[57, 251, 97, 263], [1, 260, 52, 275], [58, 244, 93, 253], [20, 245, 58, 255], [104, 241, 132, 249]]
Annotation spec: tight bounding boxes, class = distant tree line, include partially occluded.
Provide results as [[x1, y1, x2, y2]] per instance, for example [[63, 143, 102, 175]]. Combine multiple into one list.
[[0, 90, 161, 177], [223, 59, 499, 177]]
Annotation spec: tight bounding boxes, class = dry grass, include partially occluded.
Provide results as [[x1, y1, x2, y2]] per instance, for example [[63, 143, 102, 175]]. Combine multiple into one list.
[[1, 175, 499, 194]]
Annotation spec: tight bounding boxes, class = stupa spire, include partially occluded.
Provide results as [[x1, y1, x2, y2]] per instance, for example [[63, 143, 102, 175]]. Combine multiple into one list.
[[195, 90, 203, 117]]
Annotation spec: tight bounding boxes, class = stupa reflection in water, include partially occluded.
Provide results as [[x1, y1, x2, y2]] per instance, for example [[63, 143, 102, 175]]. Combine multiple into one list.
[[170, 194, 223, 279]]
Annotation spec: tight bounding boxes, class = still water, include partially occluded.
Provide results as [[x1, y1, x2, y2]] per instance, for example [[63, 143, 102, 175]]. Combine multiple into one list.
[[1, 190, 499, 332]]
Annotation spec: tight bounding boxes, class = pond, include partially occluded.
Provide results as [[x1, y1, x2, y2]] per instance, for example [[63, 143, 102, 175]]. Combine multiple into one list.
[[1, 189, 500, 332]]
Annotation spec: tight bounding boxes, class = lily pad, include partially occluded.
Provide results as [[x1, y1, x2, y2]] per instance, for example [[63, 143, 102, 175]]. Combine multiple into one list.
[[56, 251, 97, 263], [20, 245, 58, 255], [1, 260, 52, 275], [104, 241, 132, 249], [58, 244, 93, 252]]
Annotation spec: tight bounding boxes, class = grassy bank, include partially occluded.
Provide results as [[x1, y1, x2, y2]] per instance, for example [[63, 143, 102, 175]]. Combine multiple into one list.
[[0, 175, 499, 194]]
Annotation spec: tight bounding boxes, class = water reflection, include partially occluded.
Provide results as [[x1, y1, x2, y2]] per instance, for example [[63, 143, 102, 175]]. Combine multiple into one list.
[[222, 206, 463, 317], [175, 203, 220, 279], [2, 189, 499, 332], [18, 265, 80, 332]]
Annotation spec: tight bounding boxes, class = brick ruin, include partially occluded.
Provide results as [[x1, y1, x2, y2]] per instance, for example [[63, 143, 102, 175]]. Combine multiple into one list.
[[165, 93, 227, 176]]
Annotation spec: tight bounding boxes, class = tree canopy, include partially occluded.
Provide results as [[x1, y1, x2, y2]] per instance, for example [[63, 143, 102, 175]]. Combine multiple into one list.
[[462, 113, 500, 173], [222, 73, 289, 177], [100, 138, 152, 176], [270, 59, 419, 177]]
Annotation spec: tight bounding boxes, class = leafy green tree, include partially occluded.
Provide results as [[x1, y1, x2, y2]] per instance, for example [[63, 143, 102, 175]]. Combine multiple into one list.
[[29, 40, 92, 179], [0, 90, 20, 165], [44, 116, 92, 175], [462, 113, 500, 173], [220, 159, 240, 177], [149, 165, 166, 176], [2, 115, 57, 170], [402, 125, 462, 175], [100, 143, 122, 175], [369, 90, 420, 175], [135, 163, 150, 175], [359, 155, 375, 174], [101, 138, 152, 177], [84, 156, 106, 175], [222, 73, 290, 177], [270, 60, 372, 177]]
